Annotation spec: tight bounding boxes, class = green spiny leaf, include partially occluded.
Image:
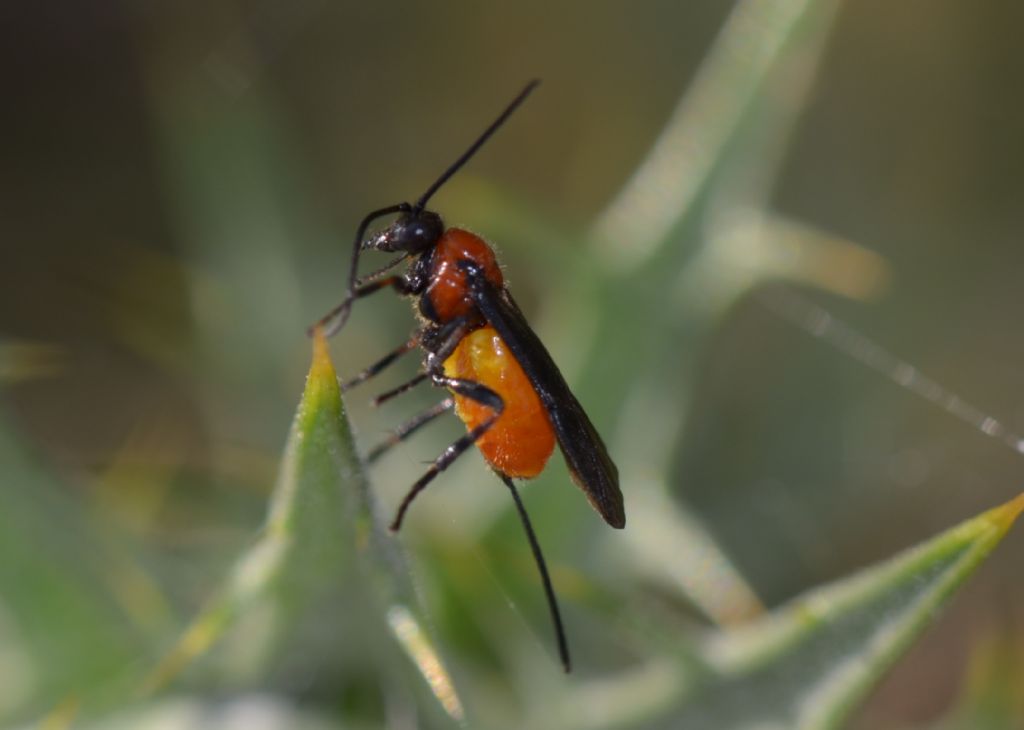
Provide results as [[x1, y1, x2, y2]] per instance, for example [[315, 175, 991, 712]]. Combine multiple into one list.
[[688, 493, 1024, 729], [144, 332, 464, 725]]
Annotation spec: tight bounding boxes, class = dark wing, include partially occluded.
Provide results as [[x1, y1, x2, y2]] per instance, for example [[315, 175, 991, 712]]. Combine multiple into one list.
[[470, 276, 625, 528]]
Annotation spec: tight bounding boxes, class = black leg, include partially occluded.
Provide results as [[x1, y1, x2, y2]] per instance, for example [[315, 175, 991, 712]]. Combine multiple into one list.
[[389, 375, 504, 531], [367, 398, 454, 463], [342, 334, 420, 392], [372, 372, 429, 407], [354, 253, 408, 289], [367, 316, 475, 406], [308, 202, 411, 337], [310, 274, 411, 337], [497, 472, 571, 673], [423, 316, 473, 370]]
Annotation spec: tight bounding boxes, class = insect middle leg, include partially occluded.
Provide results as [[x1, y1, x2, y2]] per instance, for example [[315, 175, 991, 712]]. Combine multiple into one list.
[[367, 397, 454, 463], [342, 332, 420, 392], [366, 316, 472, 406], [371, 372, 429, 407], [389, 375, 503, 531]]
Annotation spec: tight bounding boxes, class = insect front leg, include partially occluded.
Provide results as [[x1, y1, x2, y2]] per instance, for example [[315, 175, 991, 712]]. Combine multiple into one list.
[[310, 273, 416, 337]]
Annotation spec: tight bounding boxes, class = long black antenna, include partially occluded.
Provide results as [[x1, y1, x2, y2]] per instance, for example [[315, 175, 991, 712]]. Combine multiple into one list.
[[414, 79, 540, 211], [498, 472, 571, 673], [310, 80, 541, 337]]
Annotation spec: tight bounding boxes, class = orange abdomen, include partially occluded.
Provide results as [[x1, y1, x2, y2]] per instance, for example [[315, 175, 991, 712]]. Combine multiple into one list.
[[443, 326, 555, 478]]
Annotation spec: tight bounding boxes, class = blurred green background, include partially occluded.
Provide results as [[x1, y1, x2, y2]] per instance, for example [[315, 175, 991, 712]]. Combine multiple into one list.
[[3, 1, 1024, 728]]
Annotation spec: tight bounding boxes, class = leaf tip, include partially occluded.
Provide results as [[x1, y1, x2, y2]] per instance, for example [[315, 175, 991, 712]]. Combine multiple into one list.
[[305, 326, 340, 405], [985, 492, 1024, 535], [387, 604, 465, 721], [309, 326, 333, 376]]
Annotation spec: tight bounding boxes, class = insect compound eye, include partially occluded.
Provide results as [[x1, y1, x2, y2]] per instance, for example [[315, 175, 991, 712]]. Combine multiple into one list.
[[411, 211, 444, 248], [377, 211, 444, 254]]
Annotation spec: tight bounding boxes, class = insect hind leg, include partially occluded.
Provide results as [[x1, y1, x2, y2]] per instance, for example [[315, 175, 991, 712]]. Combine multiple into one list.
[[389, 376, 503, 531]]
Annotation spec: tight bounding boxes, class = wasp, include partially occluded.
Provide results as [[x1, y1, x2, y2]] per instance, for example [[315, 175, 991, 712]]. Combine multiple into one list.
[[312, 81, 624, 671]]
